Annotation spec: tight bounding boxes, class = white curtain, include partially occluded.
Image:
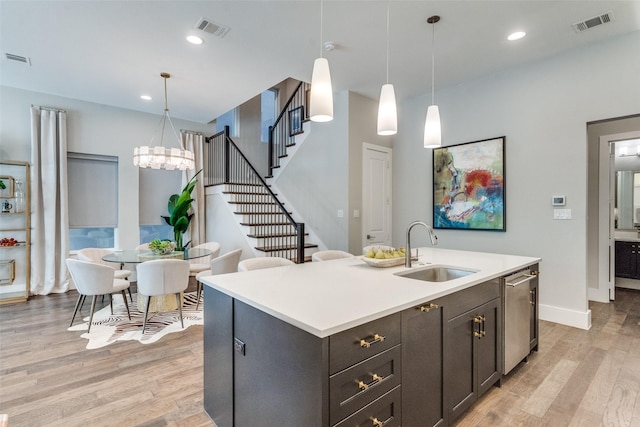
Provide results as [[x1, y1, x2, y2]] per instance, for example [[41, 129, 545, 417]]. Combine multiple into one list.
[[30, 107, 70, 295], [182, 131, 205, 247]]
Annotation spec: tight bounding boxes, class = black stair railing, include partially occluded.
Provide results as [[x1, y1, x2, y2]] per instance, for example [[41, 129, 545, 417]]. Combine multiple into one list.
[[267, 81, 311, 178], [205, 126, 305, 263]]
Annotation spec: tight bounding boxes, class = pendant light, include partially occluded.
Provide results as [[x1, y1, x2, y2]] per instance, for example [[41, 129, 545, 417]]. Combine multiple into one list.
[[424, 15, 441, 148], [377, 4, 397, 136], [309, 0, 334, 122], [133, 73, 195, 170]]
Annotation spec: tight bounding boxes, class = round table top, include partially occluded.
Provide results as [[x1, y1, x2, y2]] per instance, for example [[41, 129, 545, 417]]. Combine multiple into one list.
[[102, 248, 212, 264]]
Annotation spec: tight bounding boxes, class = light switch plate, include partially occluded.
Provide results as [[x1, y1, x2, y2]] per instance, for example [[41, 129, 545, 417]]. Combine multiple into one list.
[[553, 209, 572, 220], [337, 210, 344, 218]]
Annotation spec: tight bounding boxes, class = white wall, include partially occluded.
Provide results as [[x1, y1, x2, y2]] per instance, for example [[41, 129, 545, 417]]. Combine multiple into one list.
[[393, 32, 640, 329], [0, 86, 214, 250], [276, 91, 350, 250]]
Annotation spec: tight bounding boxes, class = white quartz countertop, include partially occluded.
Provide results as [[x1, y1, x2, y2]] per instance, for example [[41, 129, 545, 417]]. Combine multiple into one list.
[[200, 247, 541, 338]]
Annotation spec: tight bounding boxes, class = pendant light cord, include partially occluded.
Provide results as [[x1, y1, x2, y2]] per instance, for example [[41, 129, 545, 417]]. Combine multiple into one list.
[[431, 21, 435, 105], [386, 4, 390, 84], [320, 0, 324, 58]]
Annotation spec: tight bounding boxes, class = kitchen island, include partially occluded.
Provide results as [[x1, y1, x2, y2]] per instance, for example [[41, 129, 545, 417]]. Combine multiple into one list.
[[199, 247, 540, 427]]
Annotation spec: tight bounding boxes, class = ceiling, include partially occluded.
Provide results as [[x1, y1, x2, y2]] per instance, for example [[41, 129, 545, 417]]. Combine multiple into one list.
[[2, 1, 639, 124]]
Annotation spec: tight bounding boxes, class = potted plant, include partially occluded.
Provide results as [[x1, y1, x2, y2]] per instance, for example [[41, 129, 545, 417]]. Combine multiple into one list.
[[161, 169, 202, 251]]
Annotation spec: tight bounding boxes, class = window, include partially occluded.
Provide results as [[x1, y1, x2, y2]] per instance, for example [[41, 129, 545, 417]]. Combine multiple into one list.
[[261, 88, 278, 142], [67, 153, 118, 250], [216, 107, 239, 137], [138, 168, 181, 243]]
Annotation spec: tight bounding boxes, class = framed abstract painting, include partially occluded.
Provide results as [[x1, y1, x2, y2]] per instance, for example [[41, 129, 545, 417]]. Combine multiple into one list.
[[433, 136, 505, 231]]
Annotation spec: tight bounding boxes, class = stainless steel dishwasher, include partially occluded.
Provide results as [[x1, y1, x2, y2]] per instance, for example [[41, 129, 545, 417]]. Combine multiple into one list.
[[502, 267, 537, 375]]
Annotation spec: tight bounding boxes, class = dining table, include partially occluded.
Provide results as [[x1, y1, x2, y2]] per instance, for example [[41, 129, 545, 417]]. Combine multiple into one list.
[[102, 248, 213, 312]]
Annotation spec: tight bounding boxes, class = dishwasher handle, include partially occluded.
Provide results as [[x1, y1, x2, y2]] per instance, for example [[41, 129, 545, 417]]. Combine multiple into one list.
[[505, 273, 536, 287]]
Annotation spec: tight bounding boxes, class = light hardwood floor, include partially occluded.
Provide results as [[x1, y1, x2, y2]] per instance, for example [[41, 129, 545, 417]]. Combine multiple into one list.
[[1, 288, 639, 427]]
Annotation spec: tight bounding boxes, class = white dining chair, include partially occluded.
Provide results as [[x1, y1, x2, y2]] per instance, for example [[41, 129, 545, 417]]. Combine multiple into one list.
[[136, 259, 190, 334], [66, 258, 131, 332], [195, 248, 243, 310], [237, 256, 295, 272], [311, 250, 354, 262], [77, 248, 132, 280], [188, 242, 222, 277], [77, 247, 133, 302]]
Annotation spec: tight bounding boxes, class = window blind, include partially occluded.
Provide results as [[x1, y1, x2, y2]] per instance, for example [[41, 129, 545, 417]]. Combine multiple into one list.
[[67, 152, 118, 228]]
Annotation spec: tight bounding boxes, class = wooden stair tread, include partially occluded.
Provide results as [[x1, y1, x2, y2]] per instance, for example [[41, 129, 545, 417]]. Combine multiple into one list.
[[239, 222, 294, 226], [246, 233, 308, 238], [227, 202, 281, 206], [255, 243, 318, 252], [234, 211, 292, 215]]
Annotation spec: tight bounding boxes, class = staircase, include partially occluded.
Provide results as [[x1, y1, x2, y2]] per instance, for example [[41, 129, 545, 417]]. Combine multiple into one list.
[[220, 183, 317, 261], [204, 81, 317, 262]]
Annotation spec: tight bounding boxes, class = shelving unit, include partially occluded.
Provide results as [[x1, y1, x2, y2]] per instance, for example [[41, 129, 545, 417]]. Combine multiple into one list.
[[0, 161, 30, 304]]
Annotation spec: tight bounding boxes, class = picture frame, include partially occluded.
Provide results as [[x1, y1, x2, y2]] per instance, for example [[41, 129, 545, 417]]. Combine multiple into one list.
[[304, 89, 311, 120], [432, 136, 505, 231], [0, 176, 14, 199], [289, 106, 304, 137]]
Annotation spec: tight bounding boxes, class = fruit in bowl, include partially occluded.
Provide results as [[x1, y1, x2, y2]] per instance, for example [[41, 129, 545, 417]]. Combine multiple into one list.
[[0, 237, 19, 247], [148, 239, 176, 255], [364, 246, 406, 260]]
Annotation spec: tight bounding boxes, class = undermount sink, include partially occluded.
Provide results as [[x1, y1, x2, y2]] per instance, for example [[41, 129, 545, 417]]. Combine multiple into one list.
[[394, 265, 477, 283]]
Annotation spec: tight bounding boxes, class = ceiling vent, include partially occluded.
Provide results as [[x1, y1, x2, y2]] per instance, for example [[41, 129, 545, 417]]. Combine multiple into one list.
[[572, 11, 615, 32], [195, 18, 230, 38], [4, 52, 31, 65]]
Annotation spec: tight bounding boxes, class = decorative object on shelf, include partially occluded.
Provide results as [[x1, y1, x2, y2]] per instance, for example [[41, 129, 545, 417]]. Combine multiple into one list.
[[0, 259, 15, 285], [0, 238, 19, 247], [13, 179, 24, 213], [433, 136, 506, 231], [133, 72, 195, 170], [0, 176, 14, 198], [309, 0, 334, 122], [424, 15, 442, 148], [1, 200, 12, 213], [161, 169, 202, 251], [148, 239, 176, 255], [377, 4, 397, 136], [289, 106, 304, 136]]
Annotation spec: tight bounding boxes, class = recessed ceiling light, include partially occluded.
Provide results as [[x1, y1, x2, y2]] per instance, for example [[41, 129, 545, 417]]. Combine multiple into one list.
[[507, 31, 526, 41], [186, 35, 204, 45], [140, 95, 152, 101]]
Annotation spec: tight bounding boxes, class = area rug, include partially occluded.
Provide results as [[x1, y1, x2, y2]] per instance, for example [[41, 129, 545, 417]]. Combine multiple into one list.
[[67, 292, 203, 349]]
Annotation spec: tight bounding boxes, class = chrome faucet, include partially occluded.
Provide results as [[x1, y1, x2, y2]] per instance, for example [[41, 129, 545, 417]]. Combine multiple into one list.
[[405, 221, 438, 267]]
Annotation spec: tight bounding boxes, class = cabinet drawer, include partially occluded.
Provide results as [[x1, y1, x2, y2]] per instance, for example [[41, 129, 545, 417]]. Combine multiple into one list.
[[330, 345, 401, 425], [333, 385, 401, 427], [330, 313, 401, 374], [446, 279, 500, 319]]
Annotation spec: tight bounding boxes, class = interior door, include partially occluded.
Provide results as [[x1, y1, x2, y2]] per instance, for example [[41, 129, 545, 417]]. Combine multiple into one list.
[[362, 143, 392, 250]]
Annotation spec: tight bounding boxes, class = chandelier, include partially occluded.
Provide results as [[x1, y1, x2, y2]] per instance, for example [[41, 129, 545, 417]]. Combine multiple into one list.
[[133, 72, 195, 170]]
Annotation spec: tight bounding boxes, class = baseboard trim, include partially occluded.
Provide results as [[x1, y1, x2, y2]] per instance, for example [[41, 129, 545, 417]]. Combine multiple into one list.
[[539, 303, 592, 330], [588, 287, 610, 303]]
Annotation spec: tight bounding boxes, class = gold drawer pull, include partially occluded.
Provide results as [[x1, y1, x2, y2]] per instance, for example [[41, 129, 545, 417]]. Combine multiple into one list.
[[474, 331, 482, 337], [358, 373, 384, 391], [372, 416, 392, 426], [419, 303, 439, 312], [360, 333, 385, 348]]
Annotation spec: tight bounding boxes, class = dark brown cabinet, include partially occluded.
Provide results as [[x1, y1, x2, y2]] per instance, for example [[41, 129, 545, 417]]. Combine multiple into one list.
[[401, 299, 445, 427], [615, 241, 640, 279], [445, 282, 501, 423], [204, 273, 525, 427]]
